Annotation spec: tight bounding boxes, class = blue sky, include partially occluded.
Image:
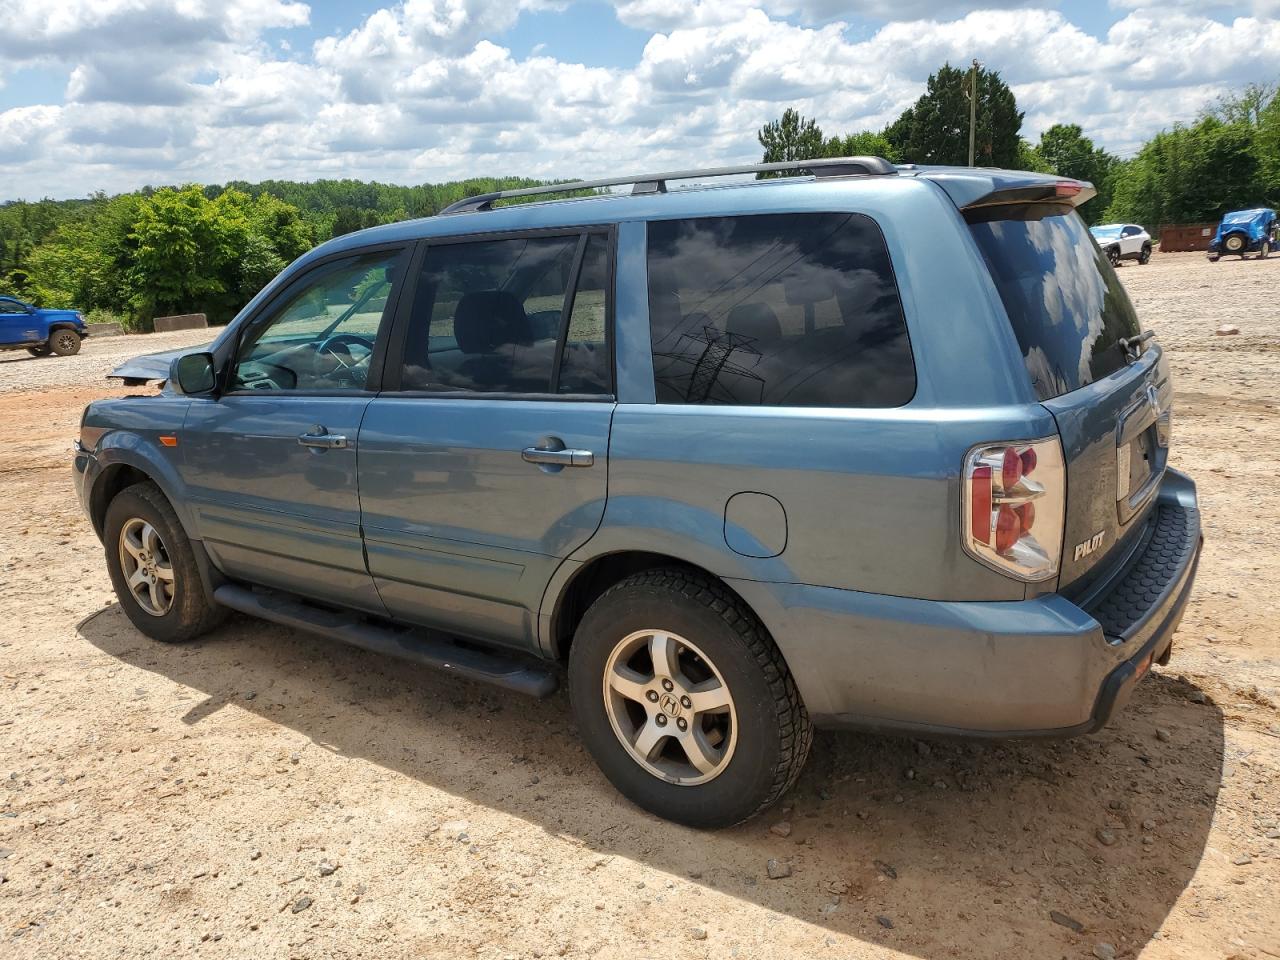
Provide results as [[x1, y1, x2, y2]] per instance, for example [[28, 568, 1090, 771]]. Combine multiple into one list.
[[1, 0, 1276, 199]]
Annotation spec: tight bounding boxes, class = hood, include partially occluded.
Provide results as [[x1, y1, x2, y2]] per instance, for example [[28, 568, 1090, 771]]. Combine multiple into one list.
[[109, 344, 211, 384], [35, 308, 83, 321]]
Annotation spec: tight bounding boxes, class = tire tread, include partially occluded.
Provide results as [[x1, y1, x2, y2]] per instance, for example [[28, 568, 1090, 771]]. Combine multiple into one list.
[[594, 567, 813, 822], [107, 481, 226, 642]]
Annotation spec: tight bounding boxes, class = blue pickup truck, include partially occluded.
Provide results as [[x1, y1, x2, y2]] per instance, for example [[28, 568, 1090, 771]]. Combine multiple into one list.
[[0, 296, 89, 357]]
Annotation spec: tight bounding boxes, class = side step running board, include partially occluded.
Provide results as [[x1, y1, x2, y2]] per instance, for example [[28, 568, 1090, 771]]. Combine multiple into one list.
[[213, 583, 559, 699]]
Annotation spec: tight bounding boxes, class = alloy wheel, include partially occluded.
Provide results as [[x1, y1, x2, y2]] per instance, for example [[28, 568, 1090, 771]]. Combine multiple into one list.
[[118, 517, 175, 616], [602, 629, 738, 785]]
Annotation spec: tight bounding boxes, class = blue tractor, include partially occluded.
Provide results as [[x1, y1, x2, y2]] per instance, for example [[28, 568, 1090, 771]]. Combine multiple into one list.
[[1207, 208, 1277, 261]]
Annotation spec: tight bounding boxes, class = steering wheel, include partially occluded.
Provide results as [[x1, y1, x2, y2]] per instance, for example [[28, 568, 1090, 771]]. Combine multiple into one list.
[[316, 333, 375, 379]]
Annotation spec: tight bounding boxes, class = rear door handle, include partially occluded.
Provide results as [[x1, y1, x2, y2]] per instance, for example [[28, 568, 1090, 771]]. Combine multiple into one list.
[[522, 446, 594, 467], [298, 427, 349, 450]]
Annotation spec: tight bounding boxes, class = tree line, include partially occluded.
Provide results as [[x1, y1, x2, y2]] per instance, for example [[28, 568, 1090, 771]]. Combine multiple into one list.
[[0, 176, 553, 329], [760, 66, 1279, 230], [2, 66, 1277, 327]]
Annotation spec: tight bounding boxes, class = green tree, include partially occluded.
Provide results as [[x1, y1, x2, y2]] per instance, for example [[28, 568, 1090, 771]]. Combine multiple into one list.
[[127, 186, 250, 317], [824, 130, 901, 162], [757, 108, 827, 176], [1104, 117, 1267, 228], [1015, 138, 1054, 174], [885, 63, 1023, 167], [1258, 91, 1280, 196], [1202, 81, 1278, 128]]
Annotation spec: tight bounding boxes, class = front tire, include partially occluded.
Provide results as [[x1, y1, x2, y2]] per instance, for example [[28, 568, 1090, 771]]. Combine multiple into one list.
[[1106, 246, 1120, 267], [1259, 240, 1271, 260], [104, 482, 226, 643], [568, 568, 812, 828], [49, 329, 81, 356]]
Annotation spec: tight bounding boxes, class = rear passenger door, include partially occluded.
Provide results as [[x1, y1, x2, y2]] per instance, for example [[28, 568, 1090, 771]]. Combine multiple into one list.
[[358, 229, 614, 651]]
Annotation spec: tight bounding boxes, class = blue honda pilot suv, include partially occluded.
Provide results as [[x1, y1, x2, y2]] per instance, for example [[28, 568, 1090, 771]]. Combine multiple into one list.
[[74, 158, 1202, 827]]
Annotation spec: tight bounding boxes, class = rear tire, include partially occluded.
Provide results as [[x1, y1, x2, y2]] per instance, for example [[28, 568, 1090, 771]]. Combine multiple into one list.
[[568, 568, 812, 828], [1223, 232, 1246, 257], [104, 481, 227, 643], [49, 328, 81, 356], [26, 344, 51, 357], [1139, 244, 1152, 265]]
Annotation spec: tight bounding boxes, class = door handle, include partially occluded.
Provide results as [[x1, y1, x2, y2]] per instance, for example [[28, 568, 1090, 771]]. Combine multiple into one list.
[[298, 427, 349, 450], [522, 446, 594, 467]]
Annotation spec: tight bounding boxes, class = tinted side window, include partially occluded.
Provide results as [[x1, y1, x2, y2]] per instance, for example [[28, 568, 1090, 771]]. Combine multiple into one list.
[[647, 213, 914, 407], [402, 236, 579, 394], [557, 234, 611, 394], [232, 251, 401, 392]]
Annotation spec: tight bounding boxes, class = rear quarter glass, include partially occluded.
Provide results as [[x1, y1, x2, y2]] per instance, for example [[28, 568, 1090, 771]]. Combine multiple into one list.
[[967, 204, 1141, 402], [646, 212, 915, 408]]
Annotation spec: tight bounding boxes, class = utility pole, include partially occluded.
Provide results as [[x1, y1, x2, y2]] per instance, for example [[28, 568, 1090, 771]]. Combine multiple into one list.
[[968, 58, 979, 167]]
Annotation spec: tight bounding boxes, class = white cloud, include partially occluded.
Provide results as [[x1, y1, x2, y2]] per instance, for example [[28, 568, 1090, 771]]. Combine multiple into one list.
[[0, 0, 1276, 198]]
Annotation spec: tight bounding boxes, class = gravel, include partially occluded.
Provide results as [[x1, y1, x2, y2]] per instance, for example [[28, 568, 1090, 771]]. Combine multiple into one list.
[[0, 328, 213, 393]]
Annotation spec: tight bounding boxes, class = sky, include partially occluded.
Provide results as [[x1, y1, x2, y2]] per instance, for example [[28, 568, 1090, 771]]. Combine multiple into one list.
[[1, 0, 1278, 200]]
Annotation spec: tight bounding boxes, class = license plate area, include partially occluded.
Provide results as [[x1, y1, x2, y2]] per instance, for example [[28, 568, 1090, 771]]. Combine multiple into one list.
[[1116, 388, 1169, 526]]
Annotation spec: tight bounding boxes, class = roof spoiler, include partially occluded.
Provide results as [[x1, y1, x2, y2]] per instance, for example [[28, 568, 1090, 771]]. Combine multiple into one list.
[[916, 170, 1096, 212], [440, 156, 898, 214]]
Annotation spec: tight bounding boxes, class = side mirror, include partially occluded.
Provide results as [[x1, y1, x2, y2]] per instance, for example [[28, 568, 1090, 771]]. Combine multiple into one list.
[[171, 352, 217, 395]]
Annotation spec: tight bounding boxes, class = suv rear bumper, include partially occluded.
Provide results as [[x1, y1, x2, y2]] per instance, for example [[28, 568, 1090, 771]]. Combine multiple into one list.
[[728, 469, 1201, 737]]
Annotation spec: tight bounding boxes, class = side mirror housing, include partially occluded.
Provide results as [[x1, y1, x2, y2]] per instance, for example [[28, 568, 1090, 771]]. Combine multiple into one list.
[[171, 352, 217, 395]]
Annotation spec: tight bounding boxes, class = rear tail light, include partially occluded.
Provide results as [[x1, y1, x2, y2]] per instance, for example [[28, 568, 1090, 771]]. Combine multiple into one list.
[[962, 438, 1065, 581]]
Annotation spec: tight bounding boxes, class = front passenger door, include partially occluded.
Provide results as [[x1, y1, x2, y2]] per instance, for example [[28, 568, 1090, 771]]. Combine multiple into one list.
[[1121, 226, 1142, 257], [0, 298, 36, 346], [181, 247, 408, 614]]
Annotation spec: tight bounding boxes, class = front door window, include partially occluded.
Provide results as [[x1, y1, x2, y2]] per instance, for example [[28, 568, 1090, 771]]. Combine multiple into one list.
[[231, 252, 402, 392]]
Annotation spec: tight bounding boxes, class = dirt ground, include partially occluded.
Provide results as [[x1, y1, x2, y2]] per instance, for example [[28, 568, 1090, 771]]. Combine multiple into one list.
[[1, 252, 1277, 960]]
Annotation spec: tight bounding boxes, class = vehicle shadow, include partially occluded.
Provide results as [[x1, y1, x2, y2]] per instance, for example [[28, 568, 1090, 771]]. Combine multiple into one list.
[[79, 605, 1223, 958]]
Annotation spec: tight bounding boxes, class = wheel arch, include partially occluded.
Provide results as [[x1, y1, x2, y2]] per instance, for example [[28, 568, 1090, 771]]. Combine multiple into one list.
[[89, 463, 154, 538], [88, 445, 195, 541], [546, 550, 761, 662]]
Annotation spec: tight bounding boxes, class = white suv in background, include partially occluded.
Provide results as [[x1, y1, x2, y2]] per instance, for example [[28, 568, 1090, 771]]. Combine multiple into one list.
[[1090, 223, 1152, 266]]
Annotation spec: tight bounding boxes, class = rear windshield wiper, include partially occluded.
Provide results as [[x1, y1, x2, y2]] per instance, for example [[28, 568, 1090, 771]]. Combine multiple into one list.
[[1119, 330, 1155, 361]]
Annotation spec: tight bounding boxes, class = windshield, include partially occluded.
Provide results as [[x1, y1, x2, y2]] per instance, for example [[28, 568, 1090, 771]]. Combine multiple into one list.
[[1090, 225, 1122, 238], [969, 204, 1142, 401]]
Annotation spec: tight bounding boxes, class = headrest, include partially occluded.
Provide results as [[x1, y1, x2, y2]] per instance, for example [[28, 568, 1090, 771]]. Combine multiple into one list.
[[726, 302, 781, 341], [454, 291, 529, 353]]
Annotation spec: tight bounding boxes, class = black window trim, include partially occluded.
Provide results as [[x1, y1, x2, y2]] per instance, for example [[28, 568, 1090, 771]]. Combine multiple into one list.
[[381, 224, 617, 401], [219, 240, 413, 399]]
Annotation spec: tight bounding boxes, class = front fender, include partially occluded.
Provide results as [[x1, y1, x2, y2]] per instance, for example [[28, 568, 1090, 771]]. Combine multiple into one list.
[[83, 397, 194, 536]]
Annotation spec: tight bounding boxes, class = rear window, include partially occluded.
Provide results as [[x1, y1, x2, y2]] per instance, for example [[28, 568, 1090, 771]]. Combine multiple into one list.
[[968, 205, 1142, 401], [646, 212, 915, 407]]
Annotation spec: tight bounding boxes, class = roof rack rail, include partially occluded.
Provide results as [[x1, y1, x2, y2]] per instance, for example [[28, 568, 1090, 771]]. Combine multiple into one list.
[[439, 156, 897, 215]]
